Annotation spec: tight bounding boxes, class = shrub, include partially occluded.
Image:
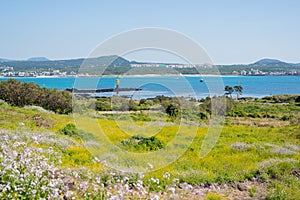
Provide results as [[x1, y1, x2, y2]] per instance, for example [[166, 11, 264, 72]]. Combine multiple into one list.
[[58, 123, 96, 141], [281, 115, 290, 121], [249, 187, 257, 197], [110, 96, 129, 111], [259, 160, 298, 180], [139, 98, 147, 105], [166, 104, 181, 119], [120, 135, 165, 152], [200, 96, 234, 116], [128, 100, 139, 111], [248, 113, 261, 118], [0, 79, 72, 114], [198, 112, 208, 120], [59, 123, 79, 137], [228, 109, 247, 117], [266, 183, 288, 200], [95, 98, 112, 111], [130, 113, 151, 121]]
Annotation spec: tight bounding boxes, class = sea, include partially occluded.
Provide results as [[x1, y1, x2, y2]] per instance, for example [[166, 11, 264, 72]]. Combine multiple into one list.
[[0, 75, 299, 99]]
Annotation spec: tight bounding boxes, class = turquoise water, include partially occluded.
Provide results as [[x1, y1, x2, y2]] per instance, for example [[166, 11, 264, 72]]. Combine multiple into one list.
[[1, 76, 299, 99]]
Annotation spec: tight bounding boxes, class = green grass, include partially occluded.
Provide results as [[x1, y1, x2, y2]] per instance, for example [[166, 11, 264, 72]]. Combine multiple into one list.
[[0, 100, 73, 131], [74, 115, 300, 184], [0, 98, 300, 198]]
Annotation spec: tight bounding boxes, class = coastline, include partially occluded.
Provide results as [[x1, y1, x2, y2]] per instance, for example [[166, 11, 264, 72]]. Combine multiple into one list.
[[0, 75, 299, 100], [1, 74, 299, 79]]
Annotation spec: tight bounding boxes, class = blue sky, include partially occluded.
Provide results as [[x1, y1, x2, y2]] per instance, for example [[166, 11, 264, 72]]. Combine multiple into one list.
[[0, 0, 299, 64]]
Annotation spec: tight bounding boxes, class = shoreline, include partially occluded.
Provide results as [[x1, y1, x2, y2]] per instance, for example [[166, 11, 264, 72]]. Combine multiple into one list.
[[1, 74, 299, 78]]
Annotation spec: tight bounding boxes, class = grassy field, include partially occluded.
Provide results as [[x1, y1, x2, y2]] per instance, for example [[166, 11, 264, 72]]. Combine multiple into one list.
[[0, 96, 299, 199]]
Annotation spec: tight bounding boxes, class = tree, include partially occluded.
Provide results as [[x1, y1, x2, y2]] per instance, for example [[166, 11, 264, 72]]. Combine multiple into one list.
[[296, 96, 300, 103], [166, 104, 180, 119], [0, 79, 72, 114], [224, 86, 234, 98], [234, 85, 243, 99], [199, 96, 234, 116]]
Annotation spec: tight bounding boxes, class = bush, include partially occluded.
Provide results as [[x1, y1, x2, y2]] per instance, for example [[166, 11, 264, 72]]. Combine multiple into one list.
[[120, 135, 165, 152], [59, 123, 79, 137], [0, 79, 72, 114], [58, 124, 96, 141], [198, 112, 208, 120], [266, 183, 288, 200], [200, 96, 234, 116], [95, 98, 112, 111], [248, 113, 261, 118], [130, 113, 151, 121], [166, 104, 181, 119], [262, 94, 299, 103], [128, 100, 139, 111], [228, 109, 247, 117], [110, 96, 129, 111], [281, 115, 290, 121]]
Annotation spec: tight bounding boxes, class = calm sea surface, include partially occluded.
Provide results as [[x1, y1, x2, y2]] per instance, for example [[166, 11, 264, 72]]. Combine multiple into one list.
[[1, 76, 299, 99]]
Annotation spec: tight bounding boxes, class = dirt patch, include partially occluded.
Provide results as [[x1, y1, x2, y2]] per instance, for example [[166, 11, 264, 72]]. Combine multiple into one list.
[[32, 114, 54, 128], [156, 180, 268, 200], [228, 117, 290, 127]]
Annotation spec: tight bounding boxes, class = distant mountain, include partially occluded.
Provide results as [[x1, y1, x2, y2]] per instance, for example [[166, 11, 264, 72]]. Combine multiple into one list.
[[254, 58, 287, 65], [0, 55, 131, 72], [1, 55, 300, 75], [110, 56, 131, 66], [82, 55, 130, 67], [0, 58, 11, 62], [27, 57, 50, 62]]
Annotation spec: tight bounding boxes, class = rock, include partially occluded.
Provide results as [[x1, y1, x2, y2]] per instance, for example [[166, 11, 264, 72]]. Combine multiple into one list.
[[251, 177, 257, 182], [204, 182, 211, 187], [292, 169, 300, 179], [223, 183, 228, 189], [237, 183, 251, 191]]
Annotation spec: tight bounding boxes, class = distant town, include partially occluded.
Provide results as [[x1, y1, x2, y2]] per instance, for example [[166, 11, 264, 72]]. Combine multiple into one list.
[[0, 66, 77, 77], [232, 68, 299, 76], [0, 65, 299, 78], [0, 56, 299, 77]]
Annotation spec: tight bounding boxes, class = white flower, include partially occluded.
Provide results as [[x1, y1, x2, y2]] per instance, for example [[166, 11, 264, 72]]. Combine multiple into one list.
[[186, 184, 193, 190], [168, 187, 176, 194], [36, 148, 43, 153], [150, 194, 160, 200], [173, 178, 179, 184], [96, 176, 101, 184], [65, 190, 73, 198], [109, 195, 119, 200], [195, 189, 204, 195], [147, 163, 153, 169], [163, 172, 170, 179], [123, 176, 129, 182]]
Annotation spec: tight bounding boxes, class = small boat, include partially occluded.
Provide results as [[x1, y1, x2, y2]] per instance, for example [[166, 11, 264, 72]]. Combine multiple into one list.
[[200, 78, 204, 82]]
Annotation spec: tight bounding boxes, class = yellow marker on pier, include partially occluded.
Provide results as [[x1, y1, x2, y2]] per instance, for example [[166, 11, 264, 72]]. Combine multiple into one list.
[[116, 78, 120, 95]]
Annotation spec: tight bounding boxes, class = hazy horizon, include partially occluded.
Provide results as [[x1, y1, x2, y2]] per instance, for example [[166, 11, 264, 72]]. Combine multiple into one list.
[[1, 0, 300, 65], [0, 55, 298, 66]]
